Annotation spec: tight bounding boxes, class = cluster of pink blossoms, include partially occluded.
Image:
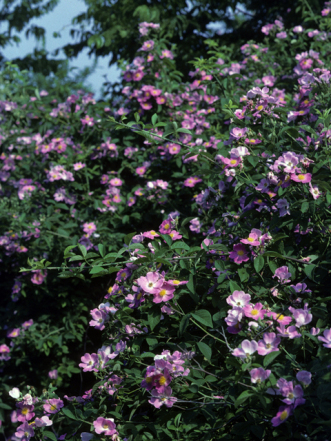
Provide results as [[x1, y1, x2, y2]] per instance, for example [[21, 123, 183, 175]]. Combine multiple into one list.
[[141, 350, 191, 408], [8, 389, 66, 440], [268, 371, 311, 426], [79, 341, 126, 373], [134, 271, 187, 305], [229, 228, 272, 265], [225, 282, 315, 338], [46, 165, 74, 182], [1, 320, 33, 361], [89, 302, 118, 331]]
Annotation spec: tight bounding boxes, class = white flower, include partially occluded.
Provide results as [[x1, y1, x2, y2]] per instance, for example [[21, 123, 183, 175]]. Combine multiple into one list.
[[9, 387, 20, 399], [23, 393, 33, 405], [154, 354, 167, 361]]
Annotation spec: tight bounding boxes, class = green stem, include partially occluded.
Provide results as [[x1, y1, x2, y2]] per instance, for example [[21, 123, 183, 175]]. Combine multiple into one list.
[[190, 318, 228, 345]]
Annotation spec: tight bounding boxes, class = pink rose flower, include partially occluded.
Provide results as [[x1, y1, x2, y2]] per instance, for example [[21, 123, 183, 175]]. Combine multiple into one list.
[[93, 417, 117, 436], [229, 244, 249, 264]]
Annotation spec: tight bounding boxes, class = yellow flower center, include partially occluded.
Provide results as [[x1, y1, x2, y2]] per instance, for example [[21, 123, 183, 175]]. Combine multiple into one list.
[[137, 293, 142, 300], [298, 174, 305, 180], [164, 224, 170, 230], [280, 410, 288, 421], [146, 376, 152, 383], [278, 315, 285, 321], [230, 159, 237, 165], [172, 280, 180, 285], [257, 105, 263, 111], [22, 407, 29, 415], [248, 237, 254, 242], [148, 282, 153, 288], [237, 250, 244, 256], [159, 376, 166, 386], [108, 287, 113, 294], [288, 393, 294, 399], [251, 309, 258, 316], [50, 404, 57, 411], [266, 343, 271, 349], [159, 289, 167, 297]]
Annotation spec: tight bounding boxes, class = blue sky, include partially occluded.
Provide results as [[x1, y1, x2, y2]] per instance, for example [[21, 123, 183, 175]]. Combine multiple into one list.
[[1, 0, 121, 99], [1, 1, 247, 99]]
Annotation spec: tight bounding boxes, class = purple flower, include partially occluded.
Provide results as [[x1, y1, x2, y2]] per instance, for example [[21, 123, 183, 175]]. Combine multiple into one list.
[[271, 405, 292, 426], [249, 367, 271, 384], [226, 291, 251, 308], [93, 417, 117, 436], [273, 266, 291, 284], [229, 244, 249, 264], [281, 382, 305, 408], [276, 198, 290, 217], [276, 31, 287, 39], [79, 353, 99, 372], [15, 422, 35, 440], [48, 369, 58, 380], [318, 328, 331, 348], [139, 40, 155, 51], [257, 332, 281, 356], [149, 386, 177, 408], [233, 340, 258, 359], [289, 305, 313, 327], [276, 324, 301, 339], [230, 127, 248, 139], [43, 398, 64, 414], [296, 370, 312, 386]]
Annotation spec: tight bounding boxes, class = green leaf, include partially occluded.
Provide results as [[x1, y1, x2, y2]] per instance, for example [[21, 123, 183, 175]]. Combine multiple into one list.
[[263, 351, 280, 367], [158, 233, 172, 247], [238, 268, 249, 282], [89, 266, 105, 274], [191, 310, 213, 328], [263, 251, 284, 258], [187, 273, 195, 294], [64, 245, 77, 256], [254, 256, 264, 273], [78, 244, 87, 258], [61, 408, 77, 420], [229, 281, 241, 293], [301, 201, 309, 213], [148, 309, 161, 331], [171, 241, 190, 251], [0, 403, 11, 410], [44, 431, 58, 441], [69, 256, 84, 262], [304, 264, 316, 281], [269, 261, 278, 274], [197, 341, 212, 361], [247, 156, 259, 167], [124, 231, 137, 246], [155, 258, 173, 267], [234, 390, 253, 407], [273, 233, 289, 243], [178, 313, 191, 336], [98, 243, 105, 257], [151, 113, 158, 125], [140, 352, 155, 358]]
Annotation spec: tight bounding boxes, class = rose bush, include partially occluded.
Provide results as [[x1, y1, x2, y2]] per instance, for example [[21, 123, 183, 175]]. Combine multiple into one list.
[[1, 1, 331, 440]]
